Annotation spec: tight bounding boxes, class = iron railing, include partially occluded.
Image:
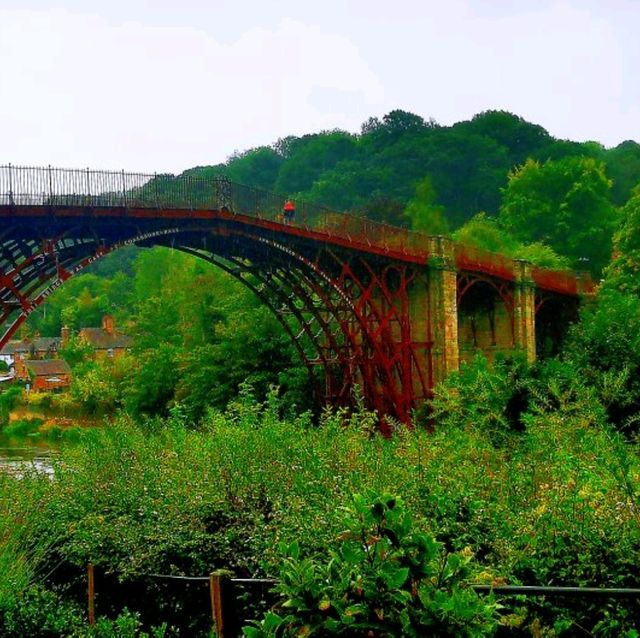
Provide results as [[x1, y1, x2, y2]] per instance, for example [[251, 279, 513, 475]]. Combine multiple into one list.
[[0, 164, 589, 294], [0, 164, 427, 255]]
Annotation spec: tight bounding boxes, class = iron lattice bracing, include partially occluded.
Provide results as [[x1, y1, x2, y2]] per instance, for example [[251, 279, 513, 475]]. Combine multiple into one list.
[[0, 166, 591, 426]]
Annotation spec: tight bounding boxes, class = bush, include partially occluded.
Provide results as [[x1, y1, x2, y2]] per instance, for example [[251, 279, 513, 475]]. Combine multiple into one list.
[[564, 289, 640, 438], [0, 586, 85, 637], [0, 386, 22, 425], [424, 354, 531, 444], [244, 492, 498, 637]]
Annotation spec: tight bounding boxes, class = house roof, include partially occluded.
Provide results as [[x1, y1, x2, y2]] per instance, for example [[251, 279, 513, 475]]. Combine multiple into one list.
[[0, 337, 61, 355], [25, 359, 71, 377], [79, 328, 133, 350]]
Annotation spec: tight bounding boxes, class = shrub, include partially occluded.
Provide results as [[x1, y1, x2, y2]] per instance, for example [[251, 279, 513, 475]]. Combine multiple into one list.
[[0, 585, 85, 637], [244, 492, 498, 637], [564, 289, 640, 438], [424, 354, 531, 444], [0, 386, 22, 424]]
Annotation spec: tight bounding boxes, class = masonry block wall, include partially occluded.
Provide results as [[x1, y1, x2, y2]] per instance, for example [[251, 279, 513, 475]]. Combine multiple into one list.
[[424, 245, 539, 385], [426, 237, 459, 386], [458, 301, 516, 365]]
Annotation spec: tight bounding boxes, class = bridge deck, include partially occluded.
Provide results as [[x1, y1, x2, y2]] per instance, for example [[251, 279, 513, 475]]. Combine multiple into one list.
[[0, 203, 588, 297], [0, 164, 591, 296]]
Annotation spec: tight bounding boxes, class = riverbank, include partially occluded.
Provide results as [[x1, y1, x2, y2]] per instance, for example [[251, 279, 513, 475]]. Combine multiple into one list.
[[0, 387, 107, 444]]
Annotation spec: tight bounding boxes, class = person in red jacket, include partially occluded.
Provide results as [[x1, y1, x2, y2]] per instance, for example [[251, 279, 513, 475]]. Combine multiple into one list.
[[283, 199, 295, 224]]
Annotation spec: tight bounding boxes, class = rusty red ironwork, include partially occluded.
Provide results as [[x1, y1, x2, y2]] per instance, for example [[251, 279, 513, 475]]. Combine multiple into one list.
[[0, 166, 592, 422]]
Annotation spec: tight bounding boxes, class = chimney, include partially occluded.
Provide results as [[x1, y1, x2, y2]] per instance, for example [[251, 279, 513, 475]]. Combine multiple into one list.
[[61, 326, 70, 345], [102, 315, 114, 335]]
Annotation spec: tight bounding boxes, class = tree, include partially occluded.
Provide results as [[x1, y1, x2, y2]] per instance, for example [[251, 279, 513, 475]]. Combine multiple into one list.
[[453, 213, 570, 269], [403, 176, 448, 234], [452, 110, 550, 167], [225, 146, 283, 191], [499, 156, 617, 273], [605, 141, 640, 206], [453, 213, 519, 255], [604, 185, 640, 295], [274, 131, 358, 195], [58, 336, 94, 369]]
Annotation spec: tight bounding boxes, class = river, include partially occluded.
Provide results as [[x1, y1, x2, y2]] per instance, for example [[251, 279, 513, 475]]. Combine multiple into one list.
[[0, 436, 56, 476]]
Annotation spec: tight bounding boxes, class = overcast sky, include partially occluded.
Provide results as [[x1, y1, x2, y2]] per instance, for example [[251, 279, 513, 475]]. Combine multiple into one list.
[[1, 0, 638, 174]]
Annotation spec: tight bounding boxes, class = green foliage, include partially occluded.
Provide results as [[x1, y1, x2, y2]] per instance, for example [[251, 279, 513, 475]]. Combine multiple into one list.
[[564, 289, 640, 438], [175, 107, 635, 238], [23, 245, 312, 421], [2, 418, 43, 438], [0, 586, 86, 637], [274, 131, 359, 196], [26, 260, 134, 336], [403, 176, 448, 234], [499, 156, 617, 273], [453, 111, 551, 167], [71, 357, 127, 414], [59, 335, 95, 368], [453, 213, 570, 269], [245, 493, 497, 637], [453, 213, 518, 254], [515, 241, 571, 270], [226, 146, 283, 191], [605, 140, 640, 205], [425, 354, 531, 445], [0, 387, 638, 635], [0, 588, 165, 638], [0, 386, 22, 424], [605, 185, 640, 295]]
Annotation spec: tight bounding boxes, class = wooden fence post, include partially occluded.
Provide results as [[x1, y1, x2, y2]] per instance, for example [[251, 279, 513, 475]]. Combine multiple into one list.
[[87, 563, 95, 626], [210, 571, 225, 637]]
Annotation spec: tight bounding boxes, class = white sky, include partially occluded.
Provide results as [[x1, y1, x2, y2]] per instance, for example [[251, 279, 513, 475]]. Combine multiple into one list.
[[0, 0, 638, 174]]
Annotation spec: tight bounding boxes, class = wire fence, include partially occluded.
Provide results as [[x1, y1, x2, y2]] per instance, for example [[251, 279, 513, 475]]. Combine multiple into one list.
[[80, 564, 640, 637]]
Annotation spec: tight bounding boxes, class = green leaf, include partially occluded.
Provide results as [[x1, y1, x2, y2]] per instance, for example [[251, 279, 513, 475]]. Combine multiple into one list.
[[262, 611, 285, 631], [383, 565, 410, 589]]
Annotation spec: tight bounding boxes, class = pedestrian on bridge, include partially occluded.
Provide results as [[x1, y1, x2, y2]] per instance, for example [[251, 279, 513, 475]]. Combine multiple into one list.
[[283, 199, 295, 224]]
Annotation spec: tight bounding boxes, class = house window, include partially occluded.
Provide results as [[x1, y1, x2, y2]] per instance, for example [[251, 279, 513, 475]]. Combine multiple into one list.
[[107, 348, 114, 358]]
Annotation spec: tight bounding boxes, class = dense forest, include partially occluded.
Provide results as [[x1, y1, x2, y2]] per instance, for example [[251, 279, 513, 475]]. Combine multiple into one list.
[[1, 110, 640, 636], [184, 108, 639, 272]]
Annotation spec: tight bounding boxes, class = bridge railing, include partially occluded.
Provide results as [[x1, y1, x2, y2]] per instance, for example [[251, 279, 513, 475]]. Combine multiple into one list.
[[0, 165, 588, 295], [0, 165, 431, 256], [455, 244, 516, 281]]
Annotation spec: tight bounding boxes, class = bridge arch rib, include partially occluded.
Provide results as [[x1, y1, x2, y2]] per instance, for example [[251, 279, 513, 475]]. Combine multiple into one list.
[[0, 222, 427, 427]]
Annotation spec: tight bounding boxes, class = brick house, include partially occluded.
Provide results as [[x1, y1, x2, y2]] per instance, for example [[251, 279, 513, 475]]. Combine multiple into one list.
[[1, 337, 62, 380], [78, 315, 133, 359], [25, 359, 71, 392]]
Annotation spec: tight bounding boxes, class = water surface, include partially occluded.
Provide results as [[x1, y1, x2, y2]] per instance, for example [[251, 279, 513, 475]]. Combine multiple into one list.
[[0, 436, 56, 476]]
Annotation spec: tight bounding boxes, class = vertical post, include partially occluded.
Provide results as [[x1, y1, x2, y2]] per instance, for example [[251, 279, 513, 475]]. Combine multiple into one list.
[[121, 170, 127, 209], [513, 260, 536, 363], [210, 572, 225, 638], [87, 563, 95, 626], [8, 162, 14, 205], [48, 165, 53, 203], [427, 236, 459, 385]]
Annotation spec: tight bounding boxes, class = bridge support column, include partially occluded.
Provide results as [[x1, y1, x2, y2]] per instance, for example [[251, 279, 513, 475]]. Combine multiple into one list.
[[428, 237, 459, 385], [513, 260, 536, 363]]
